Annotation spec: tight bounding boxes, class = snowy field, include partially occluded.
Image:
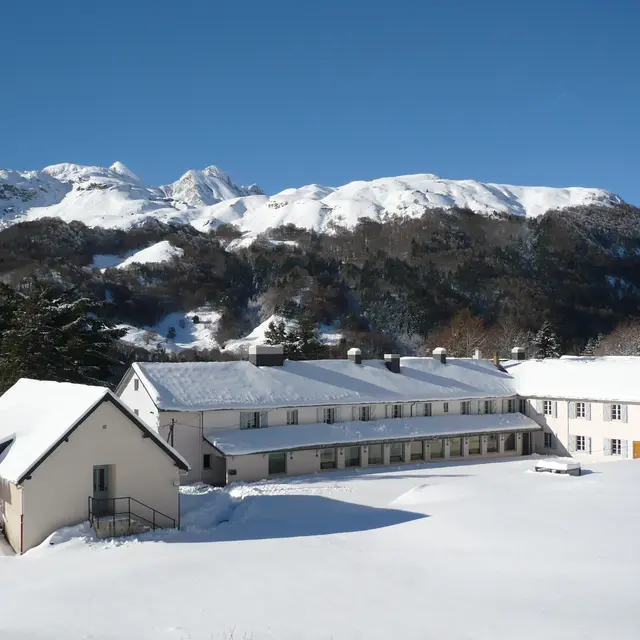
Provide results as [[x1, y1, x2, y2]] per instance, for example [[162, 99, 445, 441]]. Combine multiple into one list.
[[2, 457, 640, 640]]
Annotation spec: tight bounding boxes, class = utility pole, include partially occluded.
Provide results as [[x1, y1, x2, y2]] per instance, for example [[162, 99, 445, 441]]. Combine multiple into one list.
[[166, 418, 175, 447]]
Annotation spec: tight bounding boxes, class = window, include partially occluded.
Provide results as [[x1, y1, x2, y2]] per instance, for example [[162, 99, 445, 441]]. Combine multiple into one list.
[[240, 411, 261, 429], [611, 404, 622, 421], [611, 439, 622, 455], [504, 433, 516, 452], [430, 439, 443, 459], [323, 408, 337, 424], [134, 409, 139, 416], [345, 446, 360, 467], [424, 403, 432, 417], [460, 401, 471, 415], [390, 442, 404, 463], [203, 454, 212, 469], [359, 406, 371, 422], [506, 399, 516, 413], [484, 400, 493, 415], [368, 444, 384, 465], [487, 434, 499, 453], [410, 440, 424, 461], [543, 400, 553, 416], [134, 379, 139, 391], [286, 410, 298, 425], [391, 404, 403, 419], [268, 452, 287, 475], [576, 435, 586, 452], [518, 398, 526, 414], [576, 402, 586, 418], [449, 437, 462, 457], [544, 432, 555, 449], [468, 435, 481, 455], [320, 448, 337, 469], [443, 402, 449, 414]]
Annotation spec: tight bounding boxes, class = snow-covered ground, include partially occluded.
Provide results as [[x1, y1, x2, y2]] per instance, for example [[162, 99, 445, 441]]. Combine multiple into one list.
[[91, 240, 183, 271], [121, 308, 221, 352], [1, 161, 624, 242], [2, 457, 639, 640], [223, 314, 342, 353]]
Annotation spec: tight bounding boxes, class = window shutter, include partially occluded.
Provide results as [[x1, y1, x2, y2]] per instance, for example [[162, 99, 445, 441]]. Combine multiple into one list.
[[622, 405, 628, 423], [569, 402, 576, 419], [551, 401, 556, 418], [550, 434, 555, 449], [622, 439, 629, 458], [316, 408, 322, 422], [568, 435, 576, 453], [334, 407, 340, 423], [585, 403, 591, 421], [501, 399, 506, 413], [352, 406, 358, 421], [370, 405, 376, 420], [604, 438, 612, 456], [536, 400, 543, 413], [491, 400, 498, 414], [260, 411, 268, 428], [603, 404, 611, 421], [385, 404, 389, 418], [587, 436, 592, 454]]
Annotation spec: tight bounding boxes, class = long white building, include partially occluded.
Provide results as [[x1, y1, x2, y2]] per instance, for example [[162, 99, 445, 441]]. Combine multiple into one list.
[[116, 347, 640, 485]]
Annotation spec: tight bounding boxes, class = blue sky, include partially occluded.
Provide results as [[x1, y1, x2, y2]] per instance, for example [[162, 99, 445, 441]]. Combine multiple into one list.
[[2, 0, 638, 203]]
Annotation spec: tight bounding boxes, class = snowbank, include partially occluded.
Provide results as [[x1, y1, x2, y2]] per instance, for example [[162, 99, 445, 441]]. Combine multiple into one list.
[[91, 240, 183, 271]]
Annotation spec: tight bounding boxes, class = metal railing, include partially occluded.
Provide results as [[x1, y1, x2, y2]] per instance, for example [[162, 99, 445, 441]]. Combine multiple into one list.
[[88, 496, 176, 533]]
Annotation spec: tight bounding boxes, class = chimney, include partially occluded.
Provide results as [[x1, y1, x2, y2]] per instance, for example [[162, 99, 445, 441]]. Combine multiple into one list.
[[473, 348, 482, 360], [432, 347, 447, 364], [511, 347, 526, 361], [249, 344, 284, 367], [347, 347, 362, 365], [384, 353, 401, 373], [493, 352, 500, 367]]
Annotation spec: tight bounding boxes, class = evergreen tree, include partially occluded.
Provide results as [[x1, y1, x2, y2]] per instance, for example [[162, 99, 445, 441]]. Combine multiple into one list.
[[0, 285, 127, 391], [533, 321, 561, 359], [264, 319, 297, 359], [582, 333, 603, 356], [166, 326, 177, 340], [291, 312, 325, 360]]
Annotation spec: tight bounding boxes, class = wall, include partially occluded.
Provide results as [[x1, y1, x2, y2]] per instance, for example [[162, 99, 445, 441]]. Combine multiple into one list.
[[21, 400, 181, 553], [526, 398, 640, 460], [118, 371, 159, 429], [0, 480, 23, 553], [159, 411, 202, 485], [201, 397, 519, 431], [225, 432, 527, 484]]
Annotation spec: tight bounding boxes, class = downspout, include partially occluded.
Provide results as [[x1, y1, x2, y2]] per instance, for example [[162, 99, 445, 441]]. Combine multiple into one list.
[[20, 515, 24, 555]]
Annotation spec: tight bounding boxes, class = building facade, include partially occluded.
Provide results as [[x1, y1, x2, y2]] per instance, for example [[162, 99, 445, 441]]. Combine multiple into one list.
[[117, 347, 542, 485]]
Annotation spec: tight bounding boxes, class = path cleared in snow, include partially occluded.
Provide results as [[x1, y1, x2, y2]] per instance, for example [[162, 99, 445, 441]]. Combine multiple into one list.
[[1, 458, 640, 640]]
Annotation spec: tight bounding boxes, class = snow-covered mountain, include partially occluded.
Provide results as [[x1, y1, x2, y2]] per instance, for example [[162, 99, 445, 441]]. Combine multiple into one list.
[[0, 161, 625, 241]]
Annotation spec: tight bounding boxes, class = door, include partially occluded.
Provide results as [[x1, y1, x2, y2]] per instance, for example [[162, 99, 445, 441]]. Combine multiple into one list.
[[634, 442, 640, 459], [522, 433, 532, 456], [93, 465, 110, 515]]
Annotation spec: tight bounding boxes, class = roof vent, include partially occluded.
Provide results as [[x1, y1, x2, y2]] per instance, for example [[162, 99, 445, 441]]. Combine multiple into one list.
[[384, 354, 400, 373], [511, 347, 526, 361], [249, 344, 284, 367], [473, 348, 482, 360], [433, 347, 447, 364], [347, 347, 362, 365]]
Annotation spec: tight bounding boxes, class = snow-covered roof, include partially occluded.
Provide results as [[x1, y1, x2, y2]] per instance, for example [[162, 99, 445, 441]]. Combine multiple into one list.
[[205, 413, 540, 456], [0, 379, 189, 484], [132, 357, 517, 412], [505, 356, 640, 403]]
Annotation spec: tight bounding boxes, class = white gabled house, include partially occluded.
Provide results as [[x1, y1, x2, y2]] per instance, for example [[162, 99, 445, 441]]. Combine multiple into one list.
[[117, 346, 540, 485], [0, 379, 189, 554], [506, 356, 640, 461]]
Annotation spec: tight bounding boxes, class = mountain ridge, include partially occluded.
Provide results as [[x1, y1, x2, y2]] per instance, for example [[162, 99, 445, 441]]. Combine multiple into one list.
[[0, 161, 626, 241]]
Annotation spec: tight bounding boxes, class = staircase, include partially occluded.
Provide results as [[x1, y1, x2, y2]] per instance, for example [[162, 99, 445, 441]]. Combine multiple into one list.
[[88, 496, 176, 539]]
